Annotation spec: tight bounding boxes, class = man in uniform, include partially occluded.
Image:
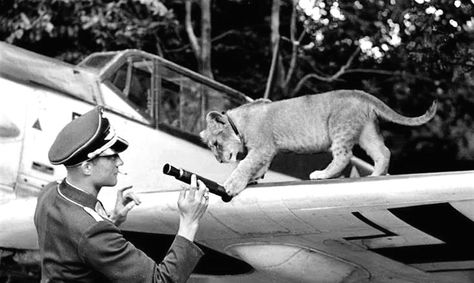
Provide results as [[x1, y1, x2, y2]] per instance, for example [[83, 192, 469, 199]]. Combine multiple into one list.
[[34, 106, 209, 282]]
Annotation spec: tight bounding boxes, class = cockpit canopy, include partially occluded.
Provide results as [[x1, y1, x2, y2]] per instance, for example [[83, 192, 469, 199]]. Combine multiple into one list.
[[80, 49, 250, 135]]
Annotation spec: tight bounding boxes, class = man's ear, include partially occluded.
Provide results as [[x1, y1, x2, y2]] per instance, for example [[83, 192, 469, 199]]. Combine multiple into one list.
[[80, 161, 93, 176]]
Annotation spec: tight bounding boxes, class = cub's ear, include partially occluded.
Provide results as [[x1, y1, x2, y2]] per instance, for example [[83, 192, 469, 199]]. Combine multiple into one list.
[[206, 111, 226, 125], [204, 111, 227, 135], [199, 130, 208, 142]]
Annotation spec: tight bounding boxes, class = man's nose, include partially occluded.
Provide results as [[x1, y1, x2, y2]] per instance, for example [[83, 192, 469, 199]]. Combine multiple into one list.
[[116, 156, 124, 166]]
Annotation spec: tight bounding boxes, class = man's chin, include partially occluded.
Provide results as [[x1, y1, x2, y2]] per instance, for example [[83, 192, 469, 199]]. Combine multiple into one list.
[[102, 181, 118, 187]]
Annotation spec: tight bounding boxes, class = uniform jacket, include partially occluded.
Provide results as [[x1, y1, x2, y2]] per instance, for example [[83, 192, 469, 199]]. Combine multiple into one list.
[[34, 179, 203, 283]]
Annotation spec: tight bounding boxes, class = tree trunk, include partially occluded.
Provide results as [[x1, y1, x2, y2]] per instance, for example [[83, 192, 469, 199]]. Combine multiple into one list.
[[185, 0, 200, 62], [184, 0, 213, 79], [264, 0, 284, 100], [200, 0, 213, 79]]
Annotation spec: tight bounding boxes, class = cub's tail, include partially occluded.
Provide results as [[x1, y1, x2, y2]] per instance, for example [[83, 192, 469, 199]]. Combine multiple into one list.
[[373, 99, 437, 126]]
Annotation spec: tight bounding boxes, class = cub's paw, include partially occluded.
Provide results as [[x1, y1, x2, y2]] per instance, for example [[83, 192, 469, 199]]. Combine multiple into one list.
[[224, 177, 249, 197], [247, 180, 259, 186], [309, 170, 330, 180], [248, 174, 264, 185]]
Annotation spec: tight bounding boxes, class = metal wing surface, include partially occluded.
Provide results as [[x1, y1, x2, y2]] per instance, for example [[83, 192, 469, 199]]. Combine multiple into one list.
[[117, 170, 474, 282]]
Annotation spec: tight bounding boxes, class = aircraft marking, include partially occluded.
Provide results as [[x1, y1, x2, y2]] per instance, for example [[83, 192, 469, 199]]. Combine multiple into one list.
[[72, 112, 82, 120], [32, 119, 42, 131], [348, 203, 474, 272], [377, 203, 474, 265], [345, 212, 396, 240], [31, 162, 54, 175]]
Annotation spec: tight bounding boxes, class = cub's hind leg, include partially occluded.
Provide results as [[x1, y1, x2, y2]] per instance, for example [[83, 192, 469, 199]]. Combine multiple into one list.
[[310, 109, 364, 180], [358, 122, 390, 176], [310, 135, 354, 180]]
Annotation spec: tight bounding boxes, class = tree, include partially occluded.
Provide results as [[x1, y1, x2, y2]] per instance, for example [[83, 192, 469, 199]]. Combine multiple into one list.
[[0, 0, 180, 62], [1, 0, 472, 172], [291, 0, 474, 170], [184, 0, 213, 78], [212, 0, 473, 170], [265, 0, 306, 100]]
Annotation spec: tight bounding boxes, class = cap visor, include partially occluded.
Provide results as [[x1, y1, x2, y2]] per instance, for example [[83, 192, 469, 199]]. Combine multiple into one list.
[[93, 137, 129, 158], [110, 137, 128, 153]]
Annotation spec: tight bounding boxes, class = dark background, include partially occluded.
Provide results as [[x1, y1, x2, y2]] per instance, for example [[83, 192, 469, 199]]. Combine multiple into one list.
[[1, 0, 473, 173]]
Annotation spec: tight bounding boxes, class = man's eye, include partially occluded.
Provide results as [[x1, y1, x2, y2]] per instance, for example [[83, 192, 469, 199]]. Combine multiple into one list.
[[105, 154, 119, 160]]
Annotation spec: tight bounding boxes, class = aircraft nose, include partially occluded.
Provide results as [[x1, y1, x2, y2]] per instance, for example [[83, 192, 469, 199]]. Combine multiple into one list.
[[0, 113, 20, 138]]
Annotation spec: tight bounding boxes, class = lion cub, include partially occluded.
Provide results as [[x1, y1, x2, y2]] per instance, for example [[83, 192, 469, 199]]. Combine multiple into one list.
[[200, 90, 437, 197]]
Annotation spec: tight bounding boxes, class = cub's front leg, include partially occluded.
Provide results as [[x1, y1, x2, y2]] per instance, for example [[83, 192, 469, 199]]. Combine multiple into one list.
[[224, 169, 250, 197], [224, 152, 271, 197]]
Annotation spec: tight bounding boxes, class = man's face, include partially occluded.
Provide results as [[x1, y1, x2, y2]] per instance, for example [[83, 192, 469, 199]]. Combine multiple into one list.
[[90, 153, 123, 187]]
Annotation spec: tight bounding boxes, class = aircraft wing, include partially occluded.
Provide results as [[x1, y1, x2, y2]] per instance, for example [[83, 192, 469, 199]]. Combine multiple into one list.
[[117, 170, 474, 282], [4, 170, 473, 282]]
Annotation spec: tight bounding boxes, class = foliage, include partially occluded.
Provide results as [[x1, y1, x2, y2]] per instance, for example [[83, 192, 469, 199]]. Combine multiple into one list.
[[293, 0, 474, 168], [0, 0, 472, 172], [0, 0, 180, 62]]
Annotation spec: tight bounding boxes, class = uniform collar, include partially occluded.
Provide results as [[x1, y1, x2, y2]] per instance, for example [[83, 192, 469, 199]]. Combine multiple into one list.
[[59, 179, 99, 210]]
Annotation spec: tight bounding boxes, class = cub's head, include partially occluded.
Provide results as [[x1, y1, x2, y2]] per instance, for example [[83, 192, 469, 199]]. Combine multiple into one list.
[[200, 111, 243, 163]]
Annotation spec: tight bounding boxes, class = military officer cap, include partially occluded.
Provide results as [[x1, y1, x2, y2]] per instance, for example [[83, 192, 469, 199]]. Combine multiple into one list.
[[48, 106, 128, 167]]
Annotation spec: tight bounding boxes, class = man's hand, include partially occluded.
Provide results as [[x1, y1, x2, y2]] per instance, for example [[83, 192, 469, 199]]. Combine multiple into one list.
[[177, 175, 209, 242], [110, 186, 141, 226]]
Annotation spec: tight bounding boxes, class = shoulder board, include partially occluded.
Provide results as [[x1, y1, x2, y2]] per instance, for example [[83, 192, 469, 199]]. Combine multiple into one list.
[[83, 207, 104, 222]]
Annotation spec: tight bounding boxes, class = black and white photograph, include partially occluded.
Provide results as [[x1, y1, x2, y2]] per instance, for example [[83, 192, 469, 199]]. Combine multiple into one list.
[[0, 0, 473, 282]]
